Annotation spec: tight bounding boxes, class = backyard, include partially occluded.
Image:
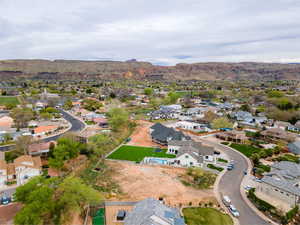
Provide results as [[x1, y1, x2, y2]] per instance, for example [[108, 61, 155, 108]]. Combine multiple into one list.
[[107, 145, 175, 162], [183, 207, 233, 225], [0, 96, 20, 106]]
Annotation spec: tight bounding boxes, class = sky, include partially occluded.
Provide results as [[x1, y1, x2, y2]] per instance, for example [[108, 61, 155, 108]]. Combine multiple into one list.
[[0, 0, 300, 65]]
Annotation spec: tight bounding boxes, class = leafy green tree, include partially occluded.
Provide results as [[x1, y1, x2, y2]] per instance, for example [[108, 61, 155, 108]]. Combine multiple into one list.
[[163, 92, 180, 104], [267, 90, 284, 98], [63, 99, 73, 110], [144, 88, 154, 96], [107, 108, 129, 131], [48, 137, 84, 170], [83, 99, 103, 111], [10, 107, 34, 129], [211, 117, 233, 129]]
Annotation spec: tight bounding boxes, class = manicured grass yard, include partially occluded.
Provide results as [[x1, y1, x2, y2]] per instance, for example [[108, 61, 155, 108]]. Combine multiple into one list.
[[107, 145, 175, 162], [230, 143, 261, 157], [183, 208, 233, 225], [0, 96, 19, 106]]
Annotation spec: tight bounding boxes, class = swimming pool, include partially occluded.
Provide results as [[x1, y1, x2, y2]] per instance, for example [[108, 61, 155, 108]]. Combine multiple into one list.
[[148, 158, 168, 165]]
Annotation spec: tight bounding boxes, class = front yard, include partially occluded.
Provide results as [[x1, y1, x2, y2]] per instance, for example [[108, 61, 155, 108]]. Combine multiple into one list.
[[183, 207, 233, 225], [229, 143, 261, 157], [107, 145, 175, 162]]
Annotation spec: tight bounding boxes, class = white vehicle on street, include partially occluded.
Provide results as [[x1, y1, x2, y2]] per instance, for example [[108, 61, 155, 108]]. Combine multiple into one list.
[[222, 195, 231, 207], [229, 204, 240, 217]]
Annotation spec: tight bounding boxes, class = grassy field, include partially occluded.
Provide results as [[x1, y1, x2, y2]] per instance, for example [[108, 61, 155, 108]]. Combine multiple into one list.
[[107, 145, 175, 162], [230, 143, 261, 157], [183, 208, 233, 225], [0, 96, 20, 106]]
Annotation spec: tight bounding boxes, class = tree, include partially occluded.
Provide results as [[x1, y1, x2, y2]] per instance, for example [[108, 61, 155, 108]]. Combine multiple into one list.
[[144, 88, 154, 96], [107, 108, 129, 131], [203, 111, 218, 123], [15, 135, 33, 155], [211, 117, 233, 129], [10, 107, 34, 129], [88, 133, 113, 157], [63, 99, 73, 110], [240, 104, 251, 112], [82, 99, 103, 111], [48, 137, 84, 170], [250, 153, 260, 165], [14, 176, 102, 225], [163, 92, 180, 105]]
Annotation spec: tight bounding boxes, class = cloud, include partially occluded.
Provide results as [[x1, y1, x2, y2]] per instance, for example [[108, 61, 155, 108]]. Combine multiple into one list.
[[0, 0, 299, 65]]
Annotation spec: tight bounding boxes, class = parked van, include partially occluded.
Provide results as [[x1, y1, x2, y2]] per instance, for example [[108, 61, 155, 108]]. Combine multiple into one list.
[[222, 195, 231, 207]]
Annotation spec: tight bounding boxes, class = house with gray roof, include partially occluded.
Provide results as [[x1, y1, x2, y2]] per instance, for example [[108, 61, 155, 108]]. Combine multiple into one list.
[[288, 141, 300, 155], [167, 140, 217, 167], [150, 123, 191, 145], [124, 198, 185, 225], [257, 161, 300, 209]]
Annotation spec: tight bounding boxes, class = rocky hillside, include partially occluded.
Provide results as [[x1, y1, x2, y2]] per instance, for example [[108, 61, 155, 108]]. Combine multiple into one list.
[[0, 59, 300, 80]]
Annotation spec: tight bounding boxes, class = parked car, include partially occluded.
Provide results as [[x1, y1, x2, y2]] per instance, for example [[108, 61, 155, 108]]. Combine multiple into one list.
[[222, 195, 231, 207], [229, 204, 240, 217], [1, 196, 11, 205], [227, 165, 234, 170], [244, 185, 252, 192]]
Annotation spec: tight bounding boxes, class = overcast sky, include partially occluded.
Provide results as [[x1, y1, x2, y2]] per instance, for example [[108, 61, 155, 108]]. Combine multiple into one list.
[[0, 0, 300, 65]]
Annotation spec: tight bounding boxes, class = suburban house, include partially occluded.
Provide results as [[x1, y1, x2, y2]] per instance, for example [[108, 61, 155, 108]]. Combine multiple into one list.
[[167, 140, 217, 167], [160, 104, 182, 111], [0, 116, 14, 128], [0, 155, 42, 187], [175, 121, 210, 132], [231, 111, 267, 127], [261, 128, 297, 143], [288, 141, 300, 155], [274, 121, 292, 130], [150, 123, 191, 145], [257, 161, 300, 209], [28, 141, 54, 156], [33, 125, 59, 136], [216, 130, 248, 143], [287, 121, 300, 133], [123, 198, 185, 225]]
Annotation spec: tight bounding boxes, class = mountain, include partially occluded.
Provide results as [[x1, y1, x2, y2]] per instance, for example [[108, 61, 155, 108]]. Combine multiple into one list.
[[0, 59, 300, 80]]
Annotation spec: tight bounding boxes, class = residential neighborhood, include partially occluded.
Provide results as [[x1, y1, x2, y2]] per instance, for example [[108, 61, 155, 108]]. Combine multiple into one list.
[[1, 1, 300, 224]]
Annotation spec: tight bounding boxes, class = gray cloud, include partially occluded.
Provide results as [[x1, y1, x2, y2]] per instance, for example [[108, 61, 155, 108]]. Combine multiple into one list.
[[0, 0, 299, 65]]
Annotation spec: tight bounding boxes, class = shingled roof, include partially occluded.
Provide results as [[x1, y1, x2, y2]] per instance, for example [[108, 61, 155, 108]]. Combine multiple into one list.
[[124, 198, 185, 225], [150, 123, 191, 144]]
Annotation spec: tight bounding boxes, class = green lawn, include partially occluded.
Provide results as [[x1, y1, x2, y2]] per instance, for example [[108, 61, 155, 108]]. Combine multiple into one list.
[[230, 143, 261, 157], [0, 96, 19, 106], [183, 208, 233, 225], [107, 145, 175, 162]]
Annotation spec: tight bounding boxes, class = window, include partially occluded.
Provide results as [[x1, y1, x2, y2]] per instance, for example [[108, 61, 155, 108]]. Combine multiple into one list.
[[185, 155, 189, 158]]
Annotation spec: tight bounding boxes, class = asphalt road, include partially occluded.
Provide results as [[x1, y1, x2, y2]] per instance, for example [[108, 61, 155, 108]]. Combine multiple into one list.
[[0, 110, 85, 152], [203, 139, 271, 225]]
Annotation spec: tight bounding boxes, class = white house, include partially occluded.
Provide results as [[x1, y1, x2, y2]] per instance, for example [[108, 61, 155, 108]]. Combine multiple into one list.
[[175, 121, 210, 132], [0, 155, 42, 188], [167, 140, 217, 167]]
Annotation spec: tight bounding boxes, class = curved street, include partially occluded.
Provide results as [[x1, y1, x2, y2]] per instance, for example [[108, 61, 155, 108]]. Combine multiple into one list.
[[0, 110, 85, 152], [196, 137, 271, 225]]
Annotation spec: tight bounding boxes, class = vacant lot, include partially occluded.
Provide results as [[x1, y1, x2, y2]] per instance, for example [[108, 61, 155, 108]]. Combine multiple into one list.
[[108, 161, 215, 206], [107, 145, 175, 162], [229, 143, 261, 157], [183, 207, 233, 225], [0, 96, 19, 106], [127, 120, 160, 147]]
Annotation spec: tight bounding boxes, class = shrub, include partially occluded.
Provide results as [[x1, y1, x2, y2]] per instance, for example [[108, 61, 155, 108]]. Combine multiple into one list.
[[207, 164, 224, 172]]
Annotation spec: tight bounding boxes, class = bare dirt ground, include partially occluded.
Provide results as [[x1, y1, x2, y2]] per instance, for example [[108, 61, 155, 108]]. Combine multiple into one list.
[[127, 120, 160, 147], [108, 161, 215, 207], [0, 203, 22, 225]]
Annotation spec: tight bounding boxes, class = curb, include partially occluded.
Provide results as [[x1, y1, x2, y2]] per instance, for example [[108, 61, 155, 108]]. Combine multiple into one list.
[[220, 144, 279, 225]]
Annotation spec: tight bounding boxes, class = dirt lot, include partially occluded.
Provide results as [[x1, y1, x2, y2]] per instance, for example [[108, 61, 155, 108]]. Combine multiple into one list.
[[127, 120, 160, 147], [0, 203, 22, 225], [108, 161, 215, 207]]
